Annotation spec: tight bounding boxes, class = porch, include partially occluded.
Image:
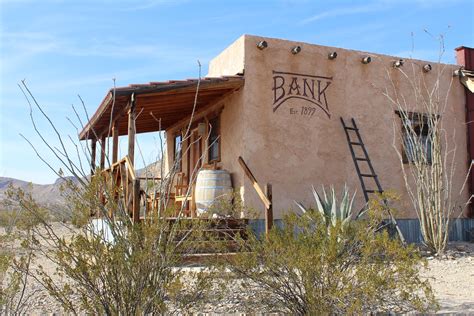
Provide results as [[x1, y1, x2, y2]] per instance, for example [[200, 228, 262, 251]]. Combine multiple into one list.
[[79, 76, 244, 221]]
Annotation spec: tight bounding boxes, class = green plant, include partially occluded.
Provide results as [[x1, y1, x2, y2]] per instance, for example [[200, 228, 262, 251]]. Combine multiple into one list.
[[220, 199, 437, 314], [7, 180, 214, 315], [295, 185, 360, 230], [0, 199, 37, 314], [5, 67, 218, 314]]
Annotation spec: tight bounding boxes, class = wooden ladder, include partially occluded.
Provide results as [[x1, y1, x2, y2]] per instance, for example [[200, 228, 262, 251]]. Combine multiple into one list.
[[340, 117, 406, 244]]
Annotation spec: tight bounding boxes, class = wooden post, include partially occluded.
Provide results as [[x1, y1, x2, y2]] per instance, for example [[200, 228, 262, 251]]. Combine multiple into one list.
[[265, 183, 273, 237], [132, 178, 140, 223], [112, 122, 119, 164], [91, 139, 97, 175], [238, 156, 274, 238], [128, 93, 136, 166], [238, 156, 271, 209], [100, 135, 106, 169]]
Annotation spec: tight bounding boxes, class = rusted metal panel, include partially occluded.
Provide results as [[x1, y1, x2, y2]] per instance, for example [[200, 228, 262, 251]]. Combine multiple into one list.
[[456, 46, 474, 218]]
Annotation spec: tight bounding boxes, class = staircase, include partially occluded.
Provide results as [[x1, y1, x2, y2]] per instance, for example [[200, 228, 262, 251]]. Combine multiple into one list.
[[170, 218, 249, 263]]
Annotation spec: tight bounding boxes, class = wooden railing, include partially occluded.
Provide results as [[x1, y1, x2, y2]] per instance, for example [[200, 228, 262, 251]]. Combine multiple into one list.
[[100, 155, 140, 222], [238, 156, 273, 237]]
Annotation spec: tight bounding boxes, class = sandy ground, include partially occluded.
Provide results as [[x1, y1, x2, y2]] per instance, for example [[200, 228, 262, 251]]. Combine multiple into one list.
[[1, 223, 474, 314], [421, 242, 474, 314]]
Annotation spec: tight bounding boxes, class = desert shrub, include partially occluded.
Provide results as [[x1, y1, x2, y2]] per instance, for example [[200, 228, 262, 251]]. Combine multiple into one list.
[[6, 179, 214, 315], [221, 204, 437, 314], [382, 36, 470, 254], [0, 198, 37, 314]]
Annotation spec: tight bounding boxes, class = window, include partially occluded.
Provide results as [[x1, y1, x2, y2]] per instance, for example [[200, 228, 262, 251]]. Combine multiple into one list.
[[397, 111, 432, 165], [174, 134, 182, 171], [208, 116, 220, 162]]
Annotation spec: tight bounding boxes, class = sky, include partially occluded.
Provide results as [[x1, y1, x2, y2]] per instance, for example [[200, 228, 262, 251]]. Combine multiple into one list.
[[0, 0, 473, 184]]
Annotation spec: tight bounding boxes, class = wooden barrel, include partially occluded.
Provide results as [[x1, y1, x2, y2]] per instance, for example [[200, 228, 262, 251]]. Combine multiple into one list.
[[195, 169, 233, 216]]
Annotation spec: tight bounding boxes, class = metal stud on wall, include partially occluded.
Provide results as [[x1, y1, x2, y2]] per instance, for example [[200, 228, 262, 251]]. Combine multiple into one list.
[[393, 59, 404, 68], [423, 64, 432, 73], [291, 46, 301, 54], [257, 40, 268, 50], [362, 56, 371, 64], [328, 52, 337, 60]]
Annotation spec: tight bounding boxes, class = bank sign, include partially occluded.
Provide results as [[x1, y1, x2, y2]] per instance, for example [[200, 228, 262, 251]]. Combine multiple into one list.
[[272, 70, 332, 119]]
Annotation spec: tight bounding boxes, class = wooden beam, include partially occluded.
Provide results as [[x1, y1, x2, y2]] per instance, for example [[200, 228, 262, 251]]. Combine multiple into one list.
[[132, 178, 140, 223], [132, 80, 243, 99], [79, 91, 113, 140], [91, 139, 97, 174], [100, 136, 106, 169], [128, 93, 136, 167], [265, 183, 273, 237], [166, 90, 232, 134], [78, 78, 243, 140], [238, 156, 271, 209], [112, 122, 119, 164]]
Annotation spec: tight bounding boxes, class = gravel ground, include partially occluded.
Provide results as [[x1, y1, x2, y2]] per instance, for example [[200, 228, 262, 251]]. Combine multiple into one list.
[[421, 242, 474, 314], [2, 224, 474, 315]]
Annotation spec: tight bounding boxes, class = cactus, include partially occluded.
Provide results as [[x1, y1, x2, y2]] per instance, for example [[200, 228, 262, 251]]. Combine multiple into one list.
[[295, 185, 359, 229]]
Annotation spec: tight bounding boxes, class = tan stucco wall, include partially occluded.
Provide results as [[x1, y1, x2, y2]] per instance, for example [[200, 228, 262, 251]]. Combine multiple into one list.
[[170, 34, 468, 220], [208, 35, 245, 77], [163, 90, 246, 200], [219, 90, 246, 194], [236, 35, 468, 219]]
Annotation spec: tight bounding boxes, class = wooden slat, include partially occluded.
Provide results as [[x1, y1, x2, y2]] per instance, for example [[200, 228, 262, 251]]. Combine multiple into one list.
[[265, 183, 273, 237], [124, 155, 136, 180], [128, 94, 136, 167], [137, 89, 227, 103], [238, 156, 271, 209], [99, 136, 106, 169], [132, 178, 140, 222], [90, 140, 96, 174], [112, 122, 119, 164]]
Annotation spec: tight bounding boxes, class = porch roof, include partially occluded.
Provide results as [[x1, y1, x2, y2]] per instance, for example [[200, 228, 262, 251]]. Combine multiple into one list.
[[79, 75, 244, 140]]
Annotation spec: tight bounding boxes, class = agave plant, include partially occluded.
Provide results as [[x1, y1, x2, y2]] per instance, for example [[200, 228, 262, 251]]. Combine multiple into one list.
[[295, 185, 359, 229]]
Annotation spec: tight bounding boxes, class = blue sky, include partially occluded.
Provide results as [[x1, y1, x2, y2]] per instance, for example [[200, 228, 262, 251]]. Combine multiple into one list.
[[1, 0, 473, 184]]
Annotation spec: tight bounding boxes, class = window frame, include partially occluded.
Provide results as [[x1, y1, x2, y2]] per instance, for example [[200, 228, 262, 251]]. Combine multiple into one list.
[[207, 115, 221, 163], [395, 110, 433, 165]]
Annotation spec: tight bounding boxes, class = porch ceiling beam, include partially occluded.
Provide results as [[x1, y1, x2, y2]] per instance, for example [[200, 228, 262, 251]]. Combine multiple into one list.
[[78, 76, 244, 140], [166, 88, 238, 134]]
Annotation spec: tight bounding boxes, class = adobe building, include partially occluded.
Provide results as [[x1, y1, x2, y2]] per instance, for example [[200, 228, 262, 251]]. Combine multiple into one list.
[[80, 35, 474, 242]]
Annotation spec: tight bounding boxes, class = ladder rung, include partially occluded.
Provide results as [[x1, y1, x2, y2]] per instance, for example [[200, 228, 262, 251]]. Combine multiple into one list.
[[349, 142, 362, 146], [366, 190, 383, 193], [355, 157, 368, 161], [345, 126, 358, 131], [360, 173, 376, 177]]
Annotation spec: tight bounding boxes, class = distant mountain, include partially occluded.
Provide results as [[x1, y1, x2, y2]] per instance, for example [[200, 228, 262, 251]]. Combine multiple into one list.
[[0, 160, 162, 209], [136, 160, 162, 179], [0, 176, 73, 207]]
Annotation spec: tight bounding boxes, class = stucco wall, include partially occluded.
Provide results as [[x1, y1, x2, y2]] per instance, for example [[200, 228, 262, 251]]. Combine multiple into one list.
[[219, 90, 246, 201], [208, 35, 245, 77], [163, 90, 246, 202], [237, 35, 468, 219]]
